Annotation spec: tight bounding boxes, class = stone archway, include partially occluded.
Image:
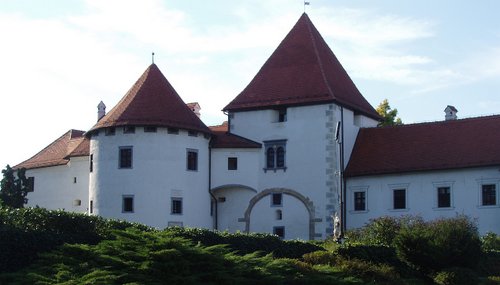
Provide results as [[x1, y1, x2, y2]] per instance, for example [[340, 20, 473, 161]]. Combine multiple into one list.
[[239, 188, 320, 240]]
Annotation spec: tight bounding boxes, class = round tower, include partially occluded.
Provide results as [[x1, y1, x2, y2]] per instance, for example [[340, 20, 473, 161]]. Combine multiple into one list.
[[87, 64, 212, 229]]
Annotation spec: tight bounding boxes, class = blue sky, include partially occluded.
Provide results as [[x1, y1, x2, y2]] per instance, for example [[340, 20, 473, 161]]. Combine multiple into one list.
[[1, 0, 499, 168]]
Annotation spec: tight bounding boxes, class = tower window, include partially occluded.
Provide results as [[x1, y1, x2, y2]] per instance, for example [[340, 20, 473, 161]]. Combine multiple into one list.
[[171, 198, 183, 214], [187, 149, 198, 171], [144, 126, 157, 133], [271, 193, 282, 206], [264, 140, 287, 171], [123, 126, 135, 134], [482, 184, 497, 206], [393, 189, 406, 209], [277, 108, 287, 122], [273, 226, 285, 239], [354, 191, 366, 211], [105, 127, 115, 136], [437, 187, 451, 208], [122, 195, 134, 213], [119, 147, 133, 169], [228, 157, 238, 170]]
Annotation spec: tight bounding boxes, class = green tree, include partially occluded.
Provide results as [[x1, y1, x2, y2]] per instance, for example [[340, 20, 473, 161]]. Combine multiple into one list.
[[0, 165, 30, 208], [376, 99, 403, 126]]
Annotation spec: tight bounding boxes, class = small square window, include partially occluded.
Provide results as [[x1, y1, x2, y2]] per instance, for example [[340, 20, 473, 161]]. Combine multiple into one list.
[[123, 126, 135, 134], [228, 157, 238, 170], [275, 209, 282, 220], [122, 196, 134, 213], [393, 189, 406, 209], [273, 226, 285, 239], [168, 221, 183, 227], [188, 131, 198, 137], [119, 147, 133, 169], [187, 150, 198, 171], [168, 128, 179, 134], [171, 198, 183, 214], [105, 127, 115, 136], [271, 193, 282, 206], [482, 184, 496, 206], [144, 126, 157, 133], [278, 108, 287, 122], [354, 191, 366, 211], [437, 187, 451, 208]]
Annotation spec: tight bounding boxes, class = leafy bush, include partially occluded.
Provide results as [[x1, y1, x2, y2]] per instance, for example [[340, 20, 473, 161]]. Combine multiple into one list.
[[163, 227, 322, 259], [394, 215, 482, 273], [482, 232, 500, 252], [0, 205, 151, 272], [433, 267, 478, 285], [345, 215, 423, 246]]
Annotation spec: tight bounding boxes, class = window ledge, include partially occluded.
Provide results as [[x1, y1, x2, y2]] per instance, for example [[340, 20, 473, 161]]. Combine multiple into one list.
[[477, 205, 499, 209], [349, 210, 369, 214], [388, 208, 410, 212], [263, 167, 287, 173], [433, 207, 455, 211]]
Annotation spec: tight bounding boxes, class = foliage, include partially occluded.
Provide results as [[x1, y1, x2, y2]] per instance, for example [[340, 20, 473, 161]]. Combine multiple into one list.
[[0, 165, 30, 208], [433, 267, 479, 285], [394, 215, 482, 273], [0, 228, 357, 285], [482, 232, 500, 252], [345, 215, 423, 247], [163, 226, 322, 259], [376, 99, 403, 127], [0, 205, 151, 272]]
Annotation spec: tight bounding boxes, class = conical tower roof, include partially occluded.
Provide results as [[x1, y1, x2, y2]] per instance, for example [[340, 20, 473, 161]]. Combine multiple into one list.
[[89, 64, 210, 134], [224, 13, 380, 120]]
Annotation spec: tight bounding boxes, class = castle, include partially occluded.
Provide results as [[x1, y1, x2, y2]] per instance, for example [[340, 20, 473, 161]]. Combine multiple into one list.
[[16, 13, 500, 239]]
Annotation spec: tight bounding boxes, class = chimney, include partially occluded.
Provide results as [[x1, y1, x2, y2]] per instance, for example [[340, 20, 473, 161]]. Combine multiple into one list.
[[97, 101, 106, 121], [187, 102, 201, 118], [444, 105, 458, 121]]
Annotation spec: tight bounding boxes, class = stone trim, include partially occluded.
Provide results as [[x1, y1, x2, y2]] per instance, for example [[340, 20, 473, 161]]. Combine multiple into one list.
[[211, 184, 258, 193], [240, 188, 317, 240]]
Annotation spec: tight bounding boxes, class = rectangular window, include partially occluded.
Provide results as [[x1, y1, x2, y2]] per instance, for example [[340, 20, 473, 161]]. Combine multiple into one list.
[[105, 127, 115, 136], [122, 195, 134, 213], [168, 221, 183, 227], [273, 226, 285, 239], [271, 193, 282, 206], [393, 189, 406, 209], [73, 177, 77, 184], [123, 126, 135, 134], [119, 147, 133, 169], [171, 198, 183, 214], [168, 127, 179, 134], [90, 200, 93, 214], [90, 154, 94, 172], [144, 126, 157, 133], [187, 150, 198, 171], [27, 177, 35, 192], [354, 191, 366, 211], [188, 131, 198, 137], [278, 108, 287, 122], [482, 184, 497, 206], [437, 187, 451, 208], [228, 157, 238, 170]]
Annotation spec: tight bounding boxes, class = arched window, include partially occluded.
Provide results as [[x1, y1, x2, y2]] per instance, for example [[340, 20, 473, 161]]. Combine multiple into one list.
[[276, 147, 285, 167], [266, 147, 275, 168]]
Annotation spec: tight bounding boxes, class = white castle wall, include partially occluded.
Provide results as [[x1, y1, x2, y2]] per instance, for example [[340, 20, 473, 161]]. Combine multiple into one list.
[[225, 103, 376, 239], [346, 167, 500, 234], [25, 156, 89, 212], [89, 126, 212, 229]]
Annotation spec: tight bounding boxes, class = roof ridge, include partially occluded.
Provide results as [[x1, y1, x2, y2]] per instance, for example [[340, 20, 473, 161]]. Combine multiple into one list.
[[13, 130, 72, 169]]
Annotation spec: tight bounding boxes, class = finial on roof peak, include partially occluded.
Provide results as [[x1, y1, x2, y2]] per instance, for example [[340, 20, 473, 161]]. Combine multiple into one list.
[[303, 1, 310, 13], [152, 52, 155, 64]]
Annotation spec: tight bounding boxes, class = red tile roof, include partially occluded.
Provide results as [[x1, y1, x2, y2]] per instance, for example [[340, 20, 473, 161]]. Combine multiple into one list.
[[14, 130, 90, 170], [223, 13, 380, 120], [345, 115, 500, 177], [209, 123, 261, 149], [89, 64, 210, 134]]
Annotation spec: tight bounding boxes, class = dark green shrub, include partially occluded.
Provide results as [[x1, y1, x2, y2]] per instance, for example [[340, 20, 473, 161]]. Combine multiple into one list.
[[163, 227, 322, 259], [433, 267, 478, 285], [345, 215, 423, 246], [337, 258, 400, 283], [337, 243, 400, 266], [482, 232, 500, 252], [302, 250, 337, 265], [394, 215, 481, 273]]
